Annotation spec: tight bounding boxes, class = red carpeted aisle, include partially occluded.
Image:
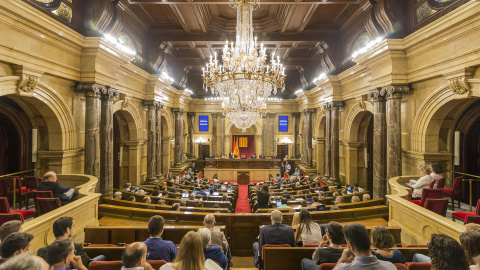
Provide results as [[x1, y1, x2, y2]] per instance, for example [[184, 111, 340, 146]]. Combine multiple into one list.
[[235, 184, 251, 213]]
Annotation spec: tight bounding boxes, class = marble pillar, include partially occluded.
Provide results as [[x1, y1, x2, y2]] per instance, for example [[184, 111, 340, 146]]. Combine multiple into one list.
[[100, 87, 118, 195], [323, 103, 332, 179], [220, 114, 225, 156], [302, 115, 307, 164], [173, 108, 185, 166], [383, 85, 409, 181], [155, 103, 163, 178], [76, 83, 102, 178], [330, 101, 343, 182], [268, 113, 275, 155], [292, 113, 300, 158], [303, 109, 315, 167], [369, 88, 387, 199], [262, 115, 267, 156], [144, 101, 157, 180], [211, 113, 218, 156], [188, 112, 196, 157]]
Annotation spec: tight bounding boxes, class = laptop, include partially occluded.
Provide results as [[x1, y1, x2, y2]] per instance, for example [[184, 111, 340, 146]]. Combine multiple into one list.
[[276, 201, 282, 207], [213, 185, 217, 189], [221, 185, 226, 189], [316, 205, 326, 211], [227, 189, 233, 193], [181, 193, 189, 198], [192, 190, 199, 195], [213, 192, 220, 196]]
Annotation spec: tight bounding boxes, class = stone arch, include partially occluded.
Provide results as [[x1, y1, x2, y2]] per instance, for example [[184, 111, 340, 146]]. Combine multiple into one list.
[[113, 100, 142, 141], [315, 108, 326, 138], [0, 76, 76, 151], [344, 100, 374, 142], [411, 85, 478, 153], [160, 106, 174, 139]]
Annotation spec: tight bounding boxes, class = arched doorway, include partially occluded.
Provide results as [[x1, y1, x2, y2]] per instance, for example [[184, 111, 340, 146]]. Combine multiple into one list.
[[161, 115, 171, 175]]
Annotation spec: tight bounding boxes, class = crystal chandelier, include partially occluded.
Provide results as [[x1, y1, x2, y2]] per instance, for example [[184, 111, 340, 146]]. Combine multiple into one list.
[[202, 0, 285, 131]]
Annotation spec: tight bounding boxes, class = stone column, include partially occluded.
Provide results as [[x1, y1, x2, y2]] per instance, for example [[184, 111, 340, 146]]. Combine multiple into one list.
[[99, 87, 118, 195], [292, 113, 300, 158], [220, 114, 226, 156], [303, 109, 315, 167], [76, 83, 102, 178], [188, 112, 196, 157], [172, 108, 185, 166], [323, 103, 332, 179], [369, 88, 387, 199], [155, 103, 163, 178], [262, 115, 267, 156], [268, 113, 276, 155], [330, 101, 343, 182], [144, 101, 157, 180], [382, 85, 409, 181], [211, 113, 218, 156]]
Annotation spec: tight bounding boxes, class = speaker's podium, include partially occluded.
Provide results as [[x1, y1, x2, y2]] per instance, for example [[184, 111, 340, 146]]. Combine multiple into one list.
[[237, 171, 250, 185], [203, 159, 295, 182]]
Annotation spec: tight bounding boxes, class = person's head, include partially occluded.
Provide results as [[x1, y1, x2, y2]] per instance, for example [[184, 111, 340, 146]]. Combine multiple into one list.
[[299, 209, 312, 224], [212, 204, 220, 208], [148, 215, 165, 237], [122, 242, 148, 268], [429, 233, 468, 270], [271, 210, 282, 224], [330, 205, 339, 210], [370, 226, 395, 249], [300, 200, 308, 207], [341, 189, 347, 195], [197, 228, 212, 250], [192, 162, 195, 166], [173, 231, 205, 270], [0, 232, 33, 259], [52, 217, 74, 239], [43, 171, 57, 182], [114, 191, 122, 199], [180, 201, 187, 207], [261, 185, 269, 194], [172, 203, 180, 211], [465, 223, 480, 233], [460, 231, 480, 265], [189, 193, 196, 200], [312, 196, 319, 203], [332, 191, 339, 197], [45, 238, 75, 266], [326, 221, 344, 245], [129, 195, 136, 202], [430, 162, 444, 174], [353, 187, 359, 193], [138, 189, 145, 195], [363, 193, 370, 201], [0, 252, 49, 270], [351, 196, 360, 203], [0, 220, 23, 241], [124, 183, 132, 189], [152, 190, 160, 196], [158, 199, 166, 205], [417, 164, 431, 176], [335, 196, 344, 204], [143, 196, 151, 204], [343, 223, 371, 256], [203, 214, 216, 228], [281, 198, 288, 205]]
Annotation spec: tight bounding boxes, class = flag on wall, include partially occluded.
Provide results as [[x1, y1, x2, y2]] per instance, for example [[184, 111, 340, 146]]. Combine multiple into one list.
[[239, 137, 248, 147]]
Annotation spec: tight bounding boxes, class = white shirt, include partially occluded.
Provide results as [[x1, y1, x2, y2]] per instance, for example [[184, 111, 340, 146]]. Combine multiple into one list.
[[412, 174, 433, 198], [300, 221, 323, 245]]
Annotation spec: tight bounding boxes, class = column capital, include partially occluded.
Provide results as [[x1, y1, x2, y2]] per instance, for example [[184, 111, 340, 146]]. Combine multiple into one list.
[[211, 112, 220, 118], [380, 85, 410, 99], [323, 102, 332, 110], [143, 100, 161, 109], [262, 114, 268, 119], [292, 112, 301, 117], [220, 113, 226, 118], [172, 108, 185, 115], [76, 83, 106, 97], [368, 87, 386, 102], [187, 112, 196, 117], [303, 108, 316, 115], [100, 86, 119, 100], [331, 101, 344, 109], [267, 113, 276, 118]]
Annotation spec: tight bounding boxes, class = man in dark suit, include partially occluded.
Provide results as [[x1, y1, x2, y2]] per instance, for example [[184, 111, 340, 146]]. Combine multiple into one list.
[[252, 210, 295, 268], [189, 162, 197, 174], [37, 171, 74, 205]]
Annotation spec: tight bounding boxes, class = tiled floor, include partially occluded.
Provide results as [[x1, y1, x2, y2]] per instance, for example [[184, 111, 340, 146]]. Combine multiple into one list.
[[446, 201, 472, 223]]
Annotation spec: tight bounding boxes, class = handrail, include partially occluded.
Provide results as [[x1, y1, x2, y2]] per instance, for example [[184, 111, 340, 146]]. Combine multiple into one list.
[[0, 169, 36, 210], [452, 171, 480, 179], [0, 169, 36, 178]]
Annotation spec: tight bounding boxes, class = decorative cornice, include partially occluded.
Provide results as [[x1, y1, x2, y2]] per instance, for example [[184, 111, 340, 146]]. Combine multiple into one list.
[[292, 112, 301, 117], [303, 108, 316, 115], [380, 85, 410, 99], [355, 96, 366, 111], [100, 86, 119, 100], [11, 65, 43, 96], [267, 113, 276, 118], [447, 76, 470, 95], [331, 101, 344, 109], [172, 108, 185, 114], [368, 87, 386, 102], [323, 102, 332, 110], [76, 83, 106, 97], [144, 100, 161, 109]]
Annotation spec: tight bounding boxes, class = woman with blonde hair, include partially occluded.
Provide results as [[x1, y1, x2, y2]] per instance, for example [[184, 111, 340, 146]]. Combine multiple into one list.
[[407, 164, 433, 198], [160, 231, 221, 270]]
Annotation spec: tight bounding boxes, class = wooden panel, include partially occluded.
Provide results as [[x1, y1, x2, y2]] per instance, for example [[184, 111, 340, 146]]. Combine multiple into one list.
[[111, 229, 136, 245], [84, 228, 109, 244]]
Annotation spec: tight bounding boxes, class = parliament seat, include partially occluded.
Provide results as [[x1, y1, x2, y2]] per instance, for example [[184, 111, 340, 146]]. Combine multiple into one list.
[[442, 176, 463, 210], [0, 197, 36, 220], [0, 213, 23, 226], [405, 262, 432, 270], [410, 189, 443, 207], [452, 199, 480, 223], [88, 260, 167, 270], [424, 198, 449, 217], [36, 197, 61, 216], [465, 215, 480, 225]]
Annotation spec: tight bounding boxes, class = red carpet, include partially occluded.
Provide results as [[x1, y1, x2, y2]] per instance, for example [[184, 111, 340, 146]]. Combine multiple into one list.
[[235, 184, 251, 213]]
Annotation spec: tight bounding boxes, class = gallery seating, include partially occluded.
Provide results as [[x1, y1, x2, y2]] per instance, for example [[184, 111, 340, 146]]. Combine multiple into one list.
[[452, 199, 480, 223]]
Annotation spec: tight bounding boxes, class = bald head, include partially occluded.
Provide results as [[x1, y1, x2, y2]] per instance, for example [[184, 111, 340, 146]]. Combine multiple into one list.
[[43, 171, 57, 182], [204, 214, 216, 228], [122, 242, 147, 268]]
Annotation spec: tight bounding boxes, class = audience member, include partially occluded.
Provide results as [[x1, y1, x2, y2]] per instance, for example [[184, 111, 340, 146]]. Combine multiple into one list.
[[465, 223, 480, 233], [45, 238, 87, 270], [301, 221, 344, 269], [460, 231, 480, 269], [129, 195, 136, 202], [123, 183, 132, 191], [172, 203, 180, 211], [407, 164, 433, 198], [430, 162, 444, 188], [256, 185, 271, 209], [276, 198, 291, 209], [362, 194, 370, 201], [295, 209, 322, 246], [330, 205, 340, 210], [333, 223, 396, 269], [160, 231, 222, 270], [122, 242, 153, 270], [351, 196, 360, 203], [144, 215, 177, 262], [114, 191, 122, 200], [430, 233, 469, 270], [203, 215, 229, 251], [0, 252, 49, 270], [370, 226, 405, 264], [0, 232, 33, 265], [198, 228, 228, 269], [253, 210, 295, 268], [37, 217, 104, 267], [354, 183, 364, 192], [311, 196, 322, 207], [37, 171, 74, 205], [334, 196, 344, 204], [143, 197, 155, 209], [0, 220, 23, 241]]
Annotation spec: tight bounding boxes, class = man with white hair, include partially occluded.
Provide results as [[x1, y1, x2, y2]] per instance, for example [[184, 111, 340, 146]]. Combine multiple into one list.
[[252, 210, 295, 268], [114, 191, 122, 200], [351, 196, 360, 203], [203, 215, 228, 251], [198, 228, 228, 269], [362, 193, 371, 201]]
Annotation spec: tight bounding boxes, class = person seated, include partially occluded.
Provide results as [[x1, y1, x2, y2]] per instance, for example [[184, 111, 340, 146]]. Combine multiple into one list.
[[352, 187, 360, 194], [293, 168, 299, 176], [198, 228, 228, 270], [284, 155, 289, 161], [334, 223, 396, 269], [250, 153, 256, 159], [413, 233, 469, 269], [362, 193, 371, 201], [129, 195, 136, 202], [330, 205, 340, 210], [172, 203, 180, 211], [353, 183, 364, 192], [0, 220, 23, 242], [114, 191, 122, 200], [203, 215, 229, 251], [295, 209, 322, 246], [151, 186, 160, 197], [123, 183, 132, 192], [370, 226, 405, 264], [143, 197, 155, 209], [460, 231, 480, 269], [407, 164, 433, 198], [301, 221, 345, 269], [259, 153, 266, 159], [311, 196, 323, 207], [143, 215, 177, 262], [38, 217, 104, 267], [37, 171, 74, 205], [240, 153, 246, 159], [0, 232, 34, 265], [334, 196, 344, 205], [45, 238, 87, 270], [0, 252, 49, 270], [351, 196, 361, 203], [122, 242, 153, 270], [252, 210, 295, 268], [189, 193, 196, 200]]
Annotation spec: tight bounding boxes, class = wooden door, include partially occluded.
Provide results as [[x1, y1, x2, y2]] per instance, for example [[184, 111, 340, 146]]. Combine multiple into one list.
[[199, 144, 210, 159], [277, 145, 288, 160]]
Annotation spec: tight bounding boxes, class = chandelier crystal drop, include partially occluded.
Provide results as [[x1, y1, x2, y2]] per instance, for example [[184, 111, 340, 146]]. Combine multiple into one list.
[[202, 0, 285, 131]]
